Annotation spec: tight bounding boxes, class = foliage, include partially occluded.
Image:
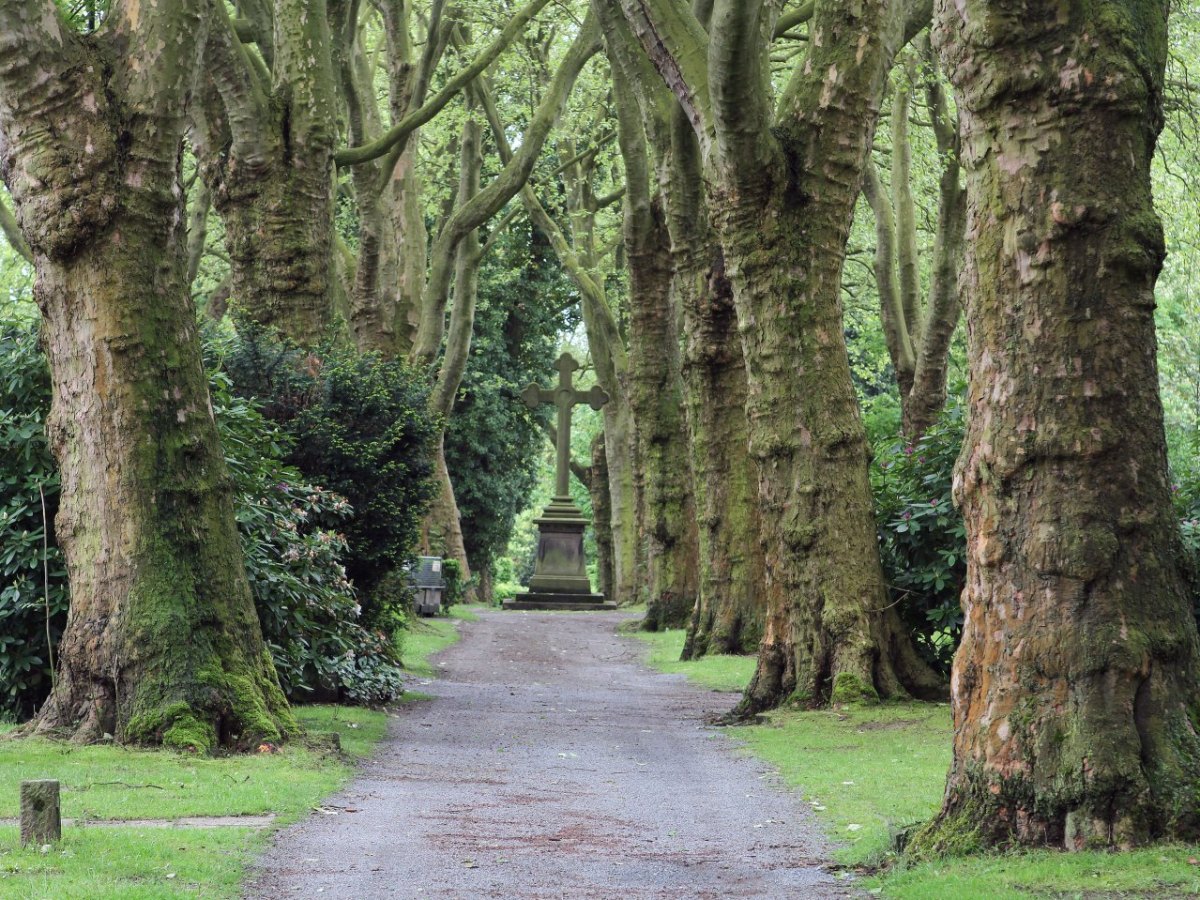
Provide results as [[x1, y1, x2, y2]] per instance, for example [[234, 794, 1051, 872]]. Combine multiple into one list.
[[443, 222, 569, 589], [0, 320, 409, 717], [0, 323, 66, 719], [216, 323, 439, 622], [440, 558, 464, 607], [214, 376, 405, 706], [871, 404, 967, 676]]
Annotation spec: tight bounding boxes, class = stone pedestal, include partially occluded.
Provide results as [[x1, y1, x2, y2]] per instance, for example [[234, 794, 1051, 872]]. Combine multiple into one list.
[[20, 780, 61, 847], [504, 496, 615, 611]]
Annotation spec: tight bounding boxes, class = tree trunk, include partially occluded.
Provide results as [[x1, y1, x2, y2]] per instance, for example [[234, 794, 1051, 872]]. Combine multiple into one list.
[[677, 243, 766, 658], [725, 193, 943, 711], [601, 400, 640, 607], [590, 432, 616, 601], [421, 435, 471, 583], [0, 0, 295, 751], [194, 0, 339, 347], [914, 0, 1200, 851], [422, 115, 484, 584], [207, 147, 336, 346], [615, 63, 699, 631]]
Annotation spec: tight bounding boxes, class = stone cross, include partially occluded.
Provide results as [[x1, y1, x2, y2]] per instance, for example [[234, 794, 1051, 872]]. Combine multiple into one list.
[[521, 352, 608, 497]]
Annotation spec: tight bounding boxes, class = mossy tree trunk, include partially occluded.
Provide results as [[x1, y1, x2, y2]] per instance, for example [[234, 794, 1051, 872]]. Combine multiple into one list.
[[597, 0, 765, 656], [0, 0, 295, 751], [676, 236, 766, 657], [618, 0, 943, 708], [590, 433, 616, 601], [193, 0, 340, 346], [612, 61, 700, 631], [913, 0, 1200, 850], [342, 0, 448, 357]]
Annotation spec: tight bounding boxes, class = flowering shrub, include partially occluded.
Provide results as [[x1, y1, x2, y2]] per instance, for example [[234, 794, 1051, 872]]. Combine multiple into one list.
[[871, 403, 967, 676], [215, 375, 405, 705], [0, 321, 405, 720]]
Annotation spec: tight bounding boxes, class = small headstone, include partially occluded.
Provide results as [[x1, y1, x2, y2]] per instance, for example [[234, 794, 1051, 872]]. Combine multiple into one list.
[[20, 780, 61, 847]]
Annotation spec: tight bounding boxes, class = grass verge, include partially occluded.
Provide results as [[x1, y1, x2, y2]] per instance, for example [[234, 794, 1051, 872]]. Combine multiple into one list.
[[399, 603, 478, 678], [0, 704, 389, 898], [630, 628, 1200, 898], [632, 629, 755, 692]]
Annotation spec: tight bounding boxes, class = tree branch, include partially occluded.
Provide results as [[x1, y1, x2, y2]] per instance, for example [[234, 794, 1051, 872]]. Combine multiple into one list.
[[0, 194, 32, 262], [409, 12, 602, 368], [430, 115, 483, 421], [617, 0, 714, 154], [863, 159, 916, 381], [772, 1, 813, 39], [335, 0, 554, 168], [202, 0, 273, 169]]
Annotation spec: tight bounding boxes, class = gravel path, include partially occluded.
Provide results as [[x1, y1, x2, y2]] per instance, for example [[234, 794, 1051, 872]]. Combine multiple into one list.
[[246, 610, 856, 898]]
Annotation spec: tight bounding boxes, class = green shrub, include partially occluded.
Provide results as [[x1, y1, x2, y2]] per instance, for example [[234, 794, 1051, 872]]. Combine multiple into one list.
[[441, 558, 464, 607], [0, 324, 67, 720], [871, 404, 967, 676], [217, 324, 440, 625], [214, 376, 405, 705]]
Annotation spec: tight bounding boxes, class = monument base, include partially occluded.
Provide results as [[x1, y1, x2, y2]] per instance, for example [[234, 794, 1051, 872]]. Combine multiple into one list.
[[503, 592, 616, 611], [502, 494, 615, 611]]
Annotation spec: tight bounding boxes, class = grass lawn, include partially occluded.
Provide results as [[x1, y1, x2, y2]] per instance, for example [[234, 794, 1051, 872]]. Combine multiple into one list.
[[0, 704, 389, 898], [0, 604, 473, 897], [399, 603, 478, 678], [631, 628, 1200, 898], [0, 826, 252, 899], [633, 628, 756, 692]]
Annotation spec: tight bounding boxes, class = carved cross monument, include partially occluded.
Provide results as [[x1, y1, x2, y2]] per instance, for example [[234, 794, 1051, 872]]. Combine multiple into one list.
[[504, 352, 616, 611]]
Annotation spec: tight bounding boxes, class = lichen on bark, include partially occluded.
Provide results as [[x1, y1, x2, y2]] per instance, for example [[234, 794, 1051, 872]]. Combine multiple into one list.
[[913, 0, 1200, 850], [0, 0, 295, 751]]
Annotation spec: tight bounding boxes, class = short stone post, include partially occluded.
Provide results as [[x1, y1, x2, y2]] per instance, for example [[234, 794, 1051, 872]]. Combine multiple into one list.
[[20, 780, 61, 847]]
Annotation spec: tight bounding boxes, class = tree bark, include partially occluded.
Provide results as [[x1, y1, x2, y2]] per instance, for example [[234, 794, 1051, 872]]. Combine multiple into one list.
[[194, 0, 339, 346], [613, 59, 699, 631], [0, 0, 294, 751], [590, 432, 616, 602], [914, 0, 1200, 850], [677, 240, 766, 657], [421, 435, 471, 583], [621, 0, 943, 709]]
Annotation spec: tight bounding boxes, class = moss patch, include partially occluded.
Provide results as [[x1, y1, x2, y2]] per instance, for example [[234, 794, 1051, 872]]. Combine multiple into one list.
[[831, 670, 881, 705]]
